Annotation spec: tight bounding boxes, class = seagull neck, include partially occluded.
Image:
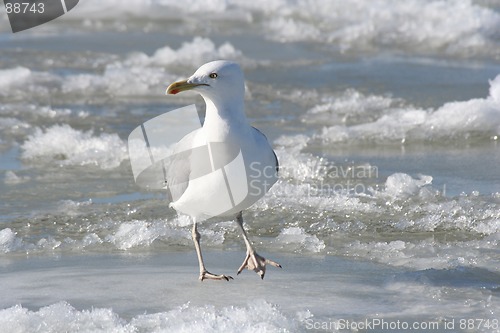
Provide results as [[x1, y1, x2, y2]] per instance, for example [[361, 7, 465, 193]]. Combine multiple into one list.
[[202, 96, 249, 130]]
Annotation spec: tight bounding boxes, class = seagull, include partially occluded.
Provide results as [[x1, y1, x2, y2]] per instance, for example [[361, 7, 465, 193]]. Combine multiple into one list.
[[165, 60, 281, 281]]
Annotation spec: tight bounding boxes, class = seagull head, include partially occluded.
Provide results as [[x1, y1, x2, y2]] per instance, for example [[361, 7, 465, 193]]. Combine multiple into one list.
[[166, 60, 245, 107]]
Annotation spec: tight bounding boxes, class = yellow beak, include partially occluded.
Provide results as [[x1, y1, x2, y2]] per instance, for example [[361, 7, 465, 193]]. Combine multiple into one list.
[[166, 80, 207, 95]]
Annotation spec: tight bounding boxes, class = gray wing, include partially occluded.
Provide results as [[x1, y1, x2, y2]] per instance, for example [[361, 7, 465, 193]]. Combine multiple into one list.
[[252, 126, 279, 173]]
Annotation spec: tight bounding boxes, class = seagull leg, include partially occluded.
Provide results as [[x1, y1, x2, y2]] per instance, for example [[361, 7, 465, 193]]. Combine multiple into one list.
[[236, 212, 281, 279], [192, 221, 233, 281]]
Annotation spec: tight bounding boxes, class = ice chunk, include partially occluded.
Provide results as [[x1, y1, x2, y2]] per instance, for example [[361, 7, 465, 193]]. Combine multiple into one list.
[[0, 229, 24, 253], [384, 173, 433, 198], [21, 124, 127, 169], [275, 227, 325, 253]]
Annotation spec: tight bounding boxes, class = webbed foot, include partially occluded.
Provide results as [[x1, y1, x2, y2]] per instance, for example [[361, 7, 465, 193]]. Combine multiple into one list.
[[237, 251, 281, 279]]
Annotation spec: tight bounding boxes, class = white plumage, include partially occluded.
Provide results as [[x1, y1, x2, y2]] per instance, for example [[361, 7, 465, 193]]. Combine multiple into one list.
[[166, 60, 281, 281]]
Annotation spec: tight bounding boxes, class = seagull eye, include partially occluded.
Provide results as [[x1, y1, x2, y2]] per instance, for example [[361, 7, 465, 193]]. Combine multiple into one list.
[[209, 73, 218, 79]]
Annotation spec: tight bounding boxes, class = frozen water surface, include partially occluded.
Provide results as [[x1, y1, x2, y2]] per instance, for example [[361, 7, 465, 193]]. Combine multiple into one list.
[[1, 0, 499, 332]]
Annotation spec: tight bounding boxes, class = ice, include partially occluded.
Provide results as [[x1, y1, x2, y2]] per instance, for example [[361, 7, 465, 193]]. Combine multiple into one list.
[[104, 218, 228, 251], [56, 199, 93, 217], [303, 89, 396, 126], [129, 300, 296, 333], [0, 39, 242, 99], [13, 0, 497, 58], [0, 105, 82, 123], [3, 171, 30, 185], [2, 1, 500, 330], [474, 219, 500, 235], [0, 117, 31, 134], [0, 299, 299, 333], [0, 231, 103, 255], [105, 220, 188, 250], [343, 235, 500, 271], [150, 37, 242, 67], [61, 37, 242, 97], [274, 227, 325, 253], [104, 217, 228, 251], [78, 37, 243, 96], [0, 67, 31, 90], [272, 145, 328, 183], [1, 252, 497, 333], [489, 74, 500, 102], [62, 65, 171, 97], [0, 302, 126, 333], [313, 74, 500, 144], [0, 228, 32, 254], [0, 69, 52, 103], [384, 173, 433, 199], [74, 0, 228, 17], [0, 212, 230, 254], [3, 164, 497, 263], [57, 0, 500, 57], [263, 0, 500, 57], [0, 229, 23, 253], [255, 179, 379, 216], [267, 17, 320, 42], [0, 68, 60, 101], [21, 124, 128, 169]]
